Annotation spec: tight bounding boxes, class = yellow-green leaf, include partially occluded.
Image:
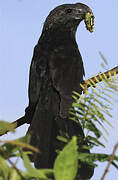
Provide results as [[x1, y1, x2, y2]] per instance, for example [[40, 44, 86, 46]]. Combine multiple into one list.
[[54, 137, 78, 180]]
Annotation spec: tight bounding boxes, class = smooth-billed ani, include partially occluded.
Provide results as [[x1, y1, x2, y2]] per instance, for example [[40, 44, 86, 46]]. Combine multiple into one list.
[[24, 3, 94, 179]]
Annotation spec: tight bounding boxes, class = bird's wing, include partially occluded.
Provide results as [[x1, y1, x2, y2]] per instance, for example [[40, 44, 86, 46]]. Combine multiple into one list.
[[48, 44, 85, 119], [25, 44, 48, 123], [25, 41, 60, 168]]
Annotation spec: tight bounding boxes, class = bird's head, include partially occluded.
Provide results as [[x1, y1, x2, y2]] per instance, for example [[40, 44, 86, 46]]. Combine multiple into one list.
[[43, 3, 94, 34]]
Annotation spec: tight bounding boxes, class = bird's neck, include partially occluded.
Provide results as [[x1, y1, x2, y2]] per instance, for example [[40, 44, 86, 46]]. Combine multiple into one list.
[[40, 25, 77, 47]]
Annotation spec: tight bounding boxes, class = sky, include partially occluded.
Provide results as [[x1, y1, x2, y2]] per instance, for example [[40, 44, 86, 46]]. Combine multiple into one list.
[[0, 0, 118, 179]]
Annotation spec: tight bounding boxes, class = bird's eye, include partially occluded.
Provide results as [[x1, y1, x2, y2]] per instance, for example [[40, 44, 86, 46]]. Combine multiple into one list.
[[78, 9, 82, 13], [66, 8, 72, 14]]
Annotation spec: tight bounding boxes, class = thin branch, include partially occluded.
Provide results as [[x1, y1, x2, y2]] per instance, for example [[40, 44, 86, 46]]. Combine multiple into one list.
[[0, 116, 27, 136], [83, 66, 118, 89], [0, 65, 118, 136], [11, 116, 27, 129], [100, 142, 118, 180]]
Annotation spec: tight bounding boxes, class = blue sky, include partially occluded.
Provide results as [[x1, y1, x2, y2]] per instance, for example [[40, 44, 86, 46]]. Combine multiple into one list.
[[0, 0, 118, 179]]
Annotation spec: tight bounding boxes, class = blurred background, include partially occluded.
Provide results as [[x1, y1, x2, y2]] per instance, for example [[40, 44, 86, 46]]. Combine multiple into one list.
[[0, 0, 118, 179]]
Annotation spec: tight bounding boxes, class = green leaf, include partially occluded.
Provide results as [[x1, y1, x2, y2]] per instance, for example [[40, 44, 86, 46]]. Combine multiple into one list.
[[0, 120, 15, 135], [0, 154, 10, 179], [99, 52, 108, 66], [86, 120, 101, 138], [2, 143, 19, 159], [56, 136, 68, 143], [9, 169, 21, 180], [72, 91, 81, 98], [78, 152, 118, 169], [21, 150, 50, 179], [87, 136, 105, 148], [54, 137, 78, 180], [2, 139, 40, 154]]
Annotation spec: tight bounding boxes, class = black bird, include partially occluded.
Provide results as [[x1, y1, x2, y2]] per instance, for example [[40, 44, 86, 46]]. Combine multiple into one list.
[[24, 3, 94, 179]]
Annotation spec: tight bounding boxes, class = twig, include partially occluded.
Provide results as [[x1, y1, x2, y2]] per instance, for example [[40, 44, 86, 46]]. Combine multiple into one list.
[[0, 65, 118, 136], [100, 142, 118, 180]]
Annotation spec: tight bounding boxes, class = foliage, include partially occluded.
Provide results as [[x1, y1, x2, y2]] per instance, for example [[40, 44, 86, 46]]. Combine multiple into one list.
[[0, 60, 118, 179], [0, 137, 53, 180], [0, 134, 78, 180], [69, 58, 118, 171]]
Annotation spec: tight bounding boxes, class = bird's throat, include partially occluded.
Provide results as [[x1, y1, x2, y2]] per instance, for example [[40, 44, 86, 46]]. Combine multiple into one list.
[[42, 24, 78, 46]]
